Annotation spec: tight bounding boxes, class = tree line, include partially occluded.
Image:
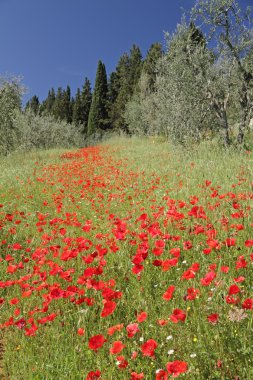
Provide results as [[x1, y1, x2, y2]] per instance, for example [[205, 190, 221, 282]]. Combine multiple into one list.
[[25, 43, 162, 137], [1, 0, 253, 156]]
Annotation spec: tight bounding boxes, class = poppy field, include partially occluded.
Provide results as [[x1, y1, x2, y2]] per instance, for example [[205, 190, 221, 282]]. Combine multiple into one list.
[[0, 137, 253, 379]]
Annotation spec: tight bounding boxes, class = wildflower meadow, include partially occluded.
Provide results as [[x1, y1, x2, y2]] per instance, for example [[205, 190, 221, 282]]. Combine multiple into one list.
[[0, 137, 253, 379]]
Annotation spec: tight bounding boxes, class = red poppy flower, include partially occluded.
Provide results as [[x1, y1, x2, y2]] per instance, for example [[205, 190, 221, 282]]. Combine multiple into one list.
[[170, 309, 186, 323], [88, 335, 106, 351], [207, 313, 219, 324], [166, 360, 188, 377], [130, 372, 144, 379], [162, 285, 175, 301], [245, 240, 253, 247], [181, 269, 195, 280], [77, 328, 85, 336], [137, 311, 147, 322], [156, 369, 168, 380], [228, 284, 241, 295], [9, 298, 19, 305], [221, 266, 229, 273], [141, 339, 158, 357], [126, 323, 139, 338], [183, 240, 192, 250], [242, 298, 253, 309], [233, 276, 245, 283], [225, 238, 236, 247], [101, 300, 116, 317], [116, 355, 128, 368], [109, 341, 125, 354], [169, 247, 181, 257], [86, 370, 101, 380], [107, 324, 124, 336], [200, 271, 216, 286], [185, 287, 199, 301], [157, 319, 168, 326]]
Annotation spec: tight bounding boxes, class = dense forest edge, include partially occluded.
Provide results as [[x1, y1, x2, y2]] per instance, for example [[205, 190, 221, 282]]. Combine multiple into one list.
[[1, 0, 253, 156]]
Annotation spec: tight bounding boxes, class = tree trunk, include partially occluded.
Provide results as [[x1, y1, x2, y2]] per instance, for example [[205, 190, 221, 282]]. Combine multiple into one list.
[[237, 110, 247, 145], [220, 109, 231, 147], [237, 88, 249, 146]]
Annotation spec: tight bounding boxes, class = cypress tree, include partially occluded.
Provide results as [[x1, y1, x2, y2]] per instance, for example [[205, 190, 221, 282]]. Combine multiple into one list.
[[62, 85, 72, 123], [87, 60, 108, 135], [129, 44, 143, 92], [108, 45, 142, 133], [107, 71, 120, 128], [73, 78, 92, 133], [143, 43, 163, 91], [109, 53, 130, 132], [81, 77, 92, 134], [52, 87, 64, 120], [40, 88, 55, 115], [73, 88, 82, 126], [25, 95, 40, 114], [47, 88, 56, 112]]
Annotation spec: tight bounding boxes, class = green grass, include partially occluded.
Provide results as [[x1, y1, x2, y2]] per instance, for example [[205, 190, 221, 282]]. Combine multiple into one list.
[[0, 137, 253, 379]]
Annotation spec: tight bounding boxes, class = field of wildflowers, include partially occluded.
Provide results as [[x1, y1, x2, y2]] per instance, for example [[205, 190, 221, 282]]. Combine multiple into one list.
[[0, 137, 253, 379]]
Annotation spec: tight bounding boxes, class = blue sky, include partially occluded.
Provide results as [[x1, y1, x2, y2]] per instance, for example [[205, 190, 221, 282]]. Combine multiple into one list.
[[0, 0, 251, 104]]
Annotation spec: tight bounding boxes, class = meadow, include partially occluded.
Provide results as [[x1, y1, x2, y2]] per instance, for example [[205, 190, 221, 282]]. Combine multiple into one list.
[[0, 137, 253, 379]]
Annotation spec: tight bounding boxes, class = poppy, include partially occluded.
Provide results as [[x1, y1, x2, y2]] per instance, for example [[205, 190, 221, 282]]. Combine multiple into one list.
[[141, 339, 158, 357], [166, 361, 188, 377], [88, 335, 106, 351], [101, 300, 116, 317], [109, 341, 125, 354]]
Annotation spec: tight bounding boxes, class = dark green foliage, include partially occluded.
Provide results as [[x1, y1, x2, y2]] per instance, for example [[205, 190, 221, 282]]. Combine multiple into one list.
[[129, 44, 143, 92], [40, 89, 55, 115], [62, 85, 72, 123], [73, 79, 92, 133], [81, 78, 92, 133], [143, 43, 163, 91], [108, 44, 143, 133], [107, 72, 119, 105], [52, 87, 64, 120], [107, 71, 120, 130], [108, 53, 130, 132], [87, 61, 108, 135], [25, 95, 40, 115], [73, 88, 82, 126], [188, 21, 206, 48], [50, 86, 72, 122]]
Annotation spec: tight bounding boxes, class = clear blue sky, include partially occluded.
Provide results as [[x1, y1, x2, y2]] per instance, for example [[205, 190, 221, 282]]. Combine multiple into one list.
[[0, 0, 251, 104]]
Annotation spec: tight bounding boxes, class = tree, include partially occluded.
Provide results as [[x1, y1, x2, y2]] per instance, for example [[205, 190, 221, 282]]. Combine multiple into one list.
[[143, 43, 163, 91], [87, 60, 108, 135], [107, 71, 119, 128], [62, 85, 72, 123], [72, 88, 82, 127], [125, 21, 216, 142], [108, 53, 130, 132], [40, 88, 55, 115], [108, 45, 143, 133], [153, 22, 216, 143], [0, 76, 25, 155], [52, 87, 64, 120], [125, 72, 157, 136], [81, 77, 92, 133], [25, 95, 40, 115], [129, 44, 143, 92], [192, 0, 253, 145]]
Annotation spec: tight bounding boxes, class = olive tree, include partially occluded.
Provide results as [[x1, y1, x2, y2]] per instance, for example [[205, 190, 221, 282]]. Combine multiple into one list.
[[0, 76, 25, 155], [192, 0, 253, 145], [153, 21, 217, 143]]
